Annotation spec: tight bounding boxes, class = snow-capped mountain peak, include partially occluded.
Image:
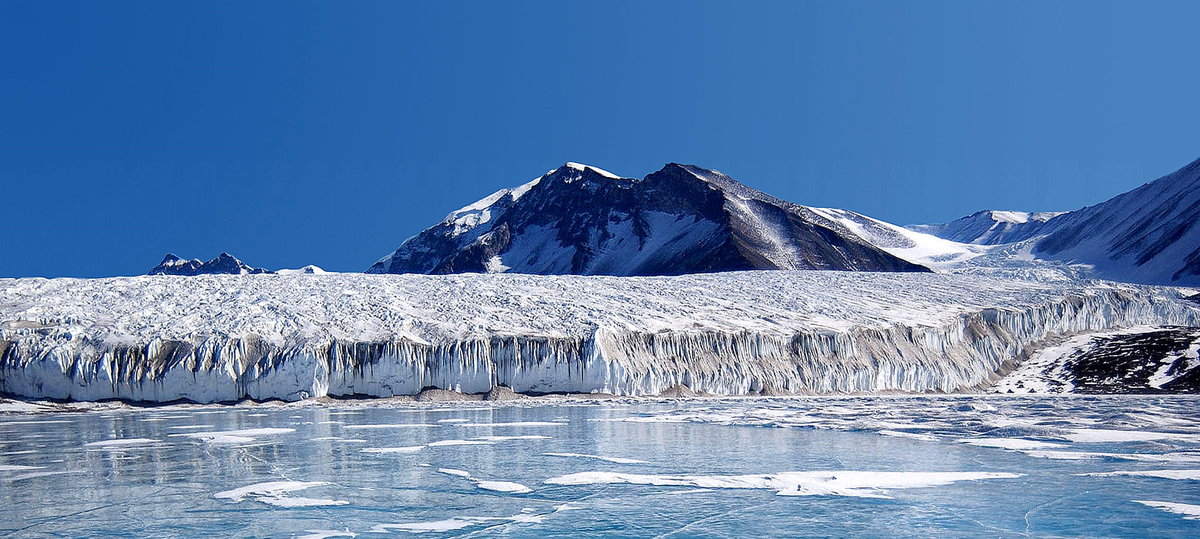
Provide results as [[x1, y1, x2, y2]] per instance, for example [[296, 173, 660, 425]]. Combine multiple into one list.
[[366, 162, 929, 276], [148, 253, 272, 276]]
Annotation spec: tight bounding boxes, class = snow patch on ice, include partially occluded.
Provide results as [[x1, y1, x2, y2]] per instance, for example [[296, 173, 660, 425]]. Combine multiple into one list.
[[1134, 500, 1200, 520], [213, 480, 348, 507], [176, 427, 294, 445], [1082, 469, 1200, 481], [475, 480, 532, 494], [958, 438, 1068, 450]]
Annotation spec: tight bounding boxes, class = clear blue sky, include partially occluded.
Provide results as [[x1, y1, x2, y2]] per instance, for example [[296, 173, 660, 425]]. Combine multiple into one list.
[[2, 1, 1198, 277]]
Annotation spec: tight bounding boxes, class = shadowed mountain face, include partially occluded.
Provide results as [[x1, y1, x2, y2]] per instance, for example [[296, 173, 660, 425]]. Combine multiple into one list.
[[1033, 157, 1200, 286], [909, 156, 1200, 286], [148, 253, 271, 276], [367, 163, 930, 276]]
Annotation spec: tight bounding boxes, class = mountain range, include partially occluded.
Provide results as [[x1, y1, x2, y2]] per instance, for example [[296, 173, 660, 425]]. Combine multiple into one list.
[[150, 157, 1200, 287], [910, 157, 1200, 286], [367, 162, 928, 276]]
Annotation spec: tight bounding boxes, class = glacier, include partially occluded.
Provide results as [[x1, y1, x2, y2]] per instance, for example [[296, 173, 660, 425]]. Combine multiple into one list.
[[1, 271, 1197, 403]]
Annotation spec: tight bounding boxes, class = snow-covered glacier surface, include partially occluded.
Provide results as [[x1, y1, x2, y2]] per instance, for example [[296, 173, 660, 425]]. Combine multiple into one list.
[[1, 271, 1197, 403], [2, 396, 1200, 537]]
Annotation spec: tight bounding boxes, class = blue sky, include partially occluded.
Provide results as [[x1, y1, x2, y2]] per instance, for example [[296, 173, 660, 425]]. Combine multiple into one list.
[[2, 1, 1198, 277]]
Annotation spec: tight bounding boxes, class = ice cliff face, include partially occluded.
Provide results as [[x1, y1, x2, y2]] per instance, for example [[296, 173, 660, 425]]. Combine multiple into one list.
[[1, 272, 1196, 403], [367, 163, 928, 276], [149, 253, 272, 275]]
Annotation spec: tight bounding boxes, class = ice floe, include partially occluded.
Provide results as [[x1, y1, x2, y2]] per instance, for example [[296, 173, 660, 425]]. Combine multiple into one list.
[[1081, 469, 1200, 481], [427, 439, 491, 447], [1064, 429, 1196, 443], [368, 511, 547, 534], [1134, 500, 1200, 520], [475, 481, 532, 494], [958, 438, 1068, 450], [437, 468, 531, 494], [361, 446, 424, 454], [176, 427, 295, 445], [213, 480, 348, 507]]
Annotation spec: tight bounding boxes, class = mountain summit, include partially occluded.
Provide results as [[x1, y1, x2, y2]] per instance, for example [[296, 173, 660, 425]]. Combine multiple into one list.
[[367, 162, 930, 276], [148, 253, 272, 276]]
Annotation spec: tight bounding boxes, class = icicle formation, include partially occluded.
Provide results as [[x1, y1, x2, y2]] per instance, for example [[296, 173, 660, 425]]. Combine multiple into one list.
[[1, 272, 1197, 402]]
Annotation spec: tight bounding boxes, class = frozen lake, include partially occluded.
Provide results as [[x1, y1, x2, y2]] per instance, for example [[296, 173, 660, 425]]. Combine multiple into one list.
[[2, 396, 1199, 538]]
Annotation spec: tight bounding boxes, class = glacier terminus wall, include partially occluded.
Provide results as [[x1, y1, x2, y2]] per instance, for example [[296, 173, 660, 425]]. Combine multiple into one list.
[[1, 271, 1198, 403]]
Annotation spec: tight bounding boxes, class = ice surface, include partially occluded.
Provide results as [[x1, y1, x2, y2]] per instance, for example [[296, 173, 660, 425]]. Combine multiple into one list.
[[543, 453, 649, 464], [475, 480, 532, 494], [437, 468, 532, 494], [4, 397, 1200, 537], [545, 470, 1022, 498], [1082, 470, 1200, 481], [438, 468, 472, 478], [3, 271, 1196, 403], [361, 446, 424, 454], [0, 464, 43, 471], [176, 427, 295, 445], [296, 531, 356, 539], [1065, 429, 1196, 443], [370, 519, 476, 533], [427, 439, 491, 447], [84, 438, 160, 448], [958, 438, 1068, 450]]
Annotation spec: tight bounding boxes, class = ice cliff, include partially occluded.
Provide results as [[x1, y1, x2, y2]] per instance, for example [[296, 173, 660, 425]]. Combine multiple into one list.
[[1, 271, 1197, 403]]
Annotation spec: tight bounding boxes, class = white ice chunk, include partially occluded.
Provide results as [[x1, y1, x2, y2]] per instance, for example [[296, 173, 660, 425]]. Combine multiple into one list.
[[475, 481, 531, 494], [213, 480, 345, 508], [428, 439, 492, 447], [296, 530, 356, 539], [1134, 500, 1200, 520], [437, 468, 473, 478], [362, 446, 424, 454], [1081, 469, 1200, 481], [958, 438, 1068, 450]]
